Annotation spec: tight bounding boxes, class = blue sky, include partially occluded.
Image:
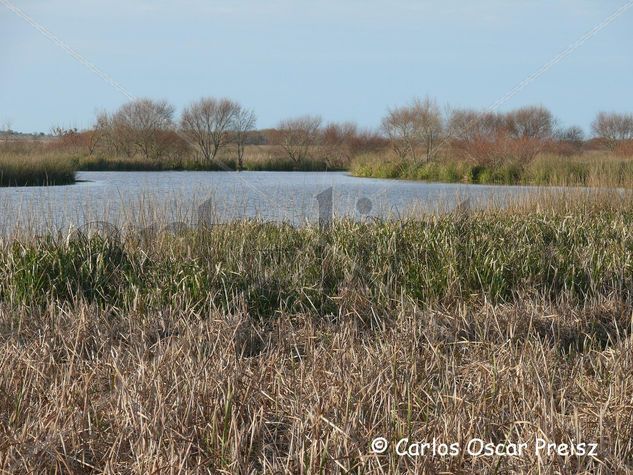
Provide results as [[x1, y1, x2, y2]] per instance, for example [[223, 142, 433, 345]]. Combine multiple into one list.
[[1, 0, 632, 133]]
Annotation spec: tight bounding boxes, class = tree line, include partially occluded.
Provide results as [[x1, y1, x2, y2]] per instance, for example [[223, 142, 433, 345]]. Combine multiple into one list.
[[382, 97, 633, 165], [47, 96, 633, 168], [76, 98, 385, 169]]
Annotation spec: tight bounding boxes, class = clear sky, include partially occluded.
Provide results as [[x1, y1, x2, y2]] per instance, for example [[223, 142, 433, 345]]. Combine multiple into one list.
[[1, 0, 632, 134]]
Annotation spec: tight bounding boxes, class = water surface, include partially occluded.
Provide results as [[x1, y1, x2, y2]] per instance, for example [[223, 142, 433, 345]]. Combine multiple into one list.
[[0, 171, 559, 234]]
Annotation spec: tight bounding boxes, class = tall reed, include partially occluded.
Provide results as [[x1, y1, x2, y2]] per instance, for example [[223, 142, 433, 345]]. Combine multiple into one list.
[[351, 151, 633, 187], [0, 151, 77, 186], [1, 193, 632, 472]]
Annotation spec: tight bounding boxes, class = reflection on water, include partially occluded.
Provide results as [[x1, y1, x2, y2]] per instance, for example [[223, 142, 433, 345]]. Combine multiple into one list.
[[0, 171, 561, 235]]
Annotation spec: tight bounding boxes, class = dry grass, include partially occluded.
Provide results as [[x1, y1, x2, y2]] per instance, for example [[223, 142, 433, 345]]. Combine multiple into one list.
[[1, 299, 631, 473], [0, 150, 77, 186], [0, 145, 337, 175], [1, 195, 633, 473]]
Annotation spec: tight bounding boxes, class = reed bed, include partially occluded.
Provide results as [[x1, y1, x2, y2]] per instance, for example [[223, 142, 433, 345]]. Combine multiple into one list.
[[4, 143, 632, 187], [0, 194, 633, 472], [0, 151, 77, 186], [351, 151, 633, 188], [74, 146, 336, 172], [0, 144, 344, 177]]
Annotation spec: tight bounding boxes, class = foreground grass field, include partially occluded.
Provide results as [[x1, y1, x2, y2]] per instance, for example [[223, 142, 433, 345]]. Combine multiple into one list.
[[1, 194, 632, 472]]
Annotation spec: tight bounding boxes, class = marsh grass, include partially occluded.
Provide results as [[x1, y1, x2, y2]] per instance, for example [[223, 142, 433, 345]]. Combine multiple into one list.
[[1, 193, 633, 472], [76, 155, 234, 171], [4, 194, 633, 313], [0, 150, 77, 186], [0, 144, 345, 178], [76, 145, 341, 172], [8, 144, 631, 186], [351, 151, 633, 187], [525, 153, 633, 187]]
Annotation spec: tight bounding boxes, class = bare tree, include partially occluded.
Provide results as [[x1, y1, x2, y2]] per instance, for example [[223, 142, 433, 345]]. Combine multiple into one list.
[[501, 106, 555, 161], [416, 97, 444, 160], [98, 111, 130, 157], [381, 97, 443, 162], [505, 106, 554, 140], [556, 125, 584, 143], [321, 121, 358, 167], [180, 98, 240, 163], [87, 111, 112, 155], [275, 115, 322, 164], [555, 125, 585, 151], [111, 99, 175, 159], [381, 106, 417, 160], [447, 109, 506, 142], [50, 125, 86, 150], [446, 109, 511, 164], [592, 112, 633, 148], [232, 107, 257, 170], [447, 106, 557, 163]]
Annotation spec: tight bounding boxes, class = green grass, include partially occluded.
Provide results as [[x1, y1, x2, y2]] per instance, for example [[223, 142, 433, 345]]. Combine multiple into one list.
[[0, 151, 77, 186], [524, 153, 633, 186], [351, 152, 633, 187], [350, 153, 524, 184], [2, 195, 633, 472], [4, 195, 632, 314]]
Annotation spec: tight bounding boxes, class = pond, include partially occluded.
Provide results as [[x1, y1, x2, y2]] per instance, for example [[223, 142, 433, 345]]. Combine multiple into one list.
[[0, 171, 564, 235]]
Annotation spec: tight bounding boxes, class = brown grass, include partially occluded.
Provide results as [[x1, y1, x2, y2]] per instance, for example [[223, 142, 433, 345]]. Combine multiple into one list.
[[1, 194, 633, 472], [1, 298, 631, 473]]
